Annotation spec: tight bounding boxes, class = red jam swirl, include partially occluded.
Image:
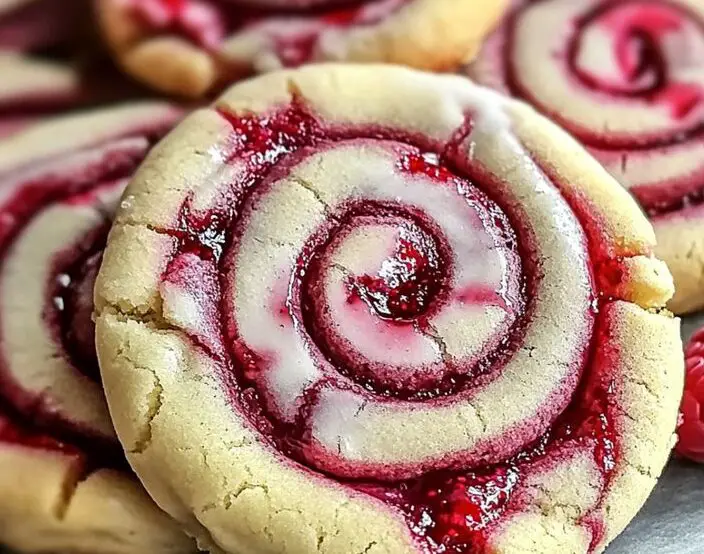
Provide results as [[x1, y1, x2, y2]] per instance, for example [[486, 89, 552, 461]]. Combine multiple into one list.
[[152, 100, 623, 552], [48, 238, 108, 383], [569, 2, 703, 117], [346, 219, 445, 322]]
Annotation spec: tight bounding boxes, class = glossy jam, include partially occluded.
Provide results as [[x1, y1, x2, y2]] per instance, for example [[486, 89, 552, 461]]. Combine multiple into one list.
[[406, 467, 519, 552], [157, 103, 621, 552], [348, 222, 444, 322], [49, 242, 107, 383]]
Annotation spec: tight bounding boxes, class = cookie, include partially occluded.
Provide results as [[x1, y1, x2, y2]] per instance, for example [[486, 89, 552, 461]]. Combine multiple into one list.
[[468, 0, 704, 315], [96, 0, 508, 98], [0, 54, 84, 137], [0, 104, 195, 554], [95, 64, 683, 554]]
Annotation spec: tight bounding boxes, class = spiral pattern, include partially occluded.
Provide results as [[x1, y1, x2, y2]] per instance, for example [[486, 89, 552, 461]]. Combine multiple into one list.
[[96, 66, 683, 554], [97, 0, 507, 97], [470, 0, 704, 313], [0, 104, 194, 554]]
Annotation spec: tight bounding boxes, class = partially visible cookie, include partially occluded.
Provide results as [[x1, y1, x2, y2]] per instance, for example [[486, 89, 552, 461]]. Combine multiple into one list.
[[0, 104, 195, 554], [0, 53, 149, 138], [468, 0, 704, 314], [95, 64, 682, 554], [96, 0, 508, 97]]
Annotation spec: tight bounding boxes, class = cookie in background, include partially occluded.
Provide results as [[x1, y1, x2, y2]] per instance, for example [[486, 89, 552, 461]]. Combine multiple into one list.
[[0, 103, 196, 554], [96, 0, 508, 98], [0, 0, 158, 138], [467, 0, 704, 315], [0, 0, 85, 52]]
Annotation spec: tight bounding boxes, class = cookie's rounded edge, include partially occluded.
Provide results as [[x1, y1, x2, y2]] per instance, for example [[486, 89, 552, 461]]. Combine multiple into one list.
[[652, 216, 704, 314]]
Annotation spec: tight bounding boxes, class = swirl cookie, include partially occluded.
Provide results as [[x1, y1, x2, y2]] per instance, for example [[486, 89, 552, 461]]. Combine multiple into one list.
[[469, 0, 704, 315], [95, 65, 683, 554], [0, 104, 196, 554], [96, 0, 508, 98]]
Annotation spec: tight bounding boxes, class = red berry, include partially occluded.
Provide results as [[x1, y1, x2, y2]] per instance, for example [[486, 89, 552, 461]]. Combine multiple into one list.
[[676, 329, 704, 463]]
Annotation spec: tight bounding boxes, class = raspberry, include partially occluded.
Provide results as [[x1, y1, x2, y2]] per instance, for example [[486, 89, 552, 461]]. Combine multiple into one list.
[[677, 328, 704, 463]]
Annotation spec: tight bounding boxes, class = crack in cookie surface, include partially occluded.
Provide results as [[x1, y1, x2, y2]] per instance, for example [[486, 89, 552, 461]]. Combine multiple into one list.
[[95, 66, 683, 554]]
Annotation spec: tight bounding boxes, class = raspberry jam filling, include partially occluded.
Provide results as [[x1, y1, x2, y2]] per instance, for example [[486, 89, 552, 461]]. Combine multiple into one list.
[[0, 408, 81, 456], [48, 234, 108, 383], [150, 101, 624, 551], [127, 0, 408, 66], [344, 217, 445, 322], [677, 328, 704, 463], [504, 0, 704, 217]]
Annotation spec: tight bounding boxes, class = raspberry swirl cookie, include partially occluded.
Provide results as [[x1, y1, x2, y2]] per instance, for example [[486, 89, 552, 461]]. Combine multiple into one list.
[[95, 65, 683, 554], [96, 0, 508, 98], [469, 0, 704, 314], [0, 104, 196, 553]]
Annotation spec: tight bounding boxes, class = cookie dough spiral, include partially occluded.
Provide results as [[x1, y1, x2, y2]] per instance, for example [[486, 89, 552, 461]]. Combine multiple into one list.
[[95, 66, 683, 554], [470, 0, 704, 313], [0, 104, 194, 554]]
